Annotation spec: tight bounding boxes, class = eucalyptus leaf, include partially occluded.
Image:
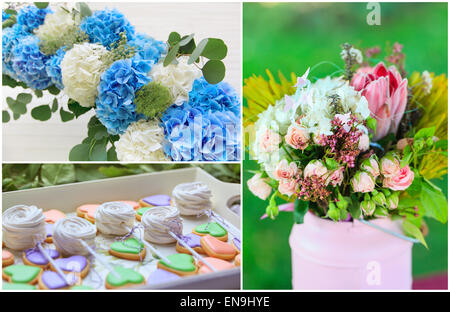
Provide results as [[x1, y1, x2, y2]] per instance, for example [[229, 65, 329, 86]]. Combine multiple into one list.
[[178, 34, 194, 46], [16, 93, 32, 105], [77, 2, 92, 18], [201, 38, 227, 60], [68, 99, 92, 118], [3, 110, 11, 123], [34, 89, 43, 98], [163, 43, 180, 66], [69, 143, 90, 161], [34, 2, 49, 9], [60, 107, 75, 122], [46, 85, 61, 95], [188, 38, 208, 64], [89, 139, 108, 161], [201, 60, 225, 84], [107, 146, 118, 161], [31, 105, 51, 121], [51, 98, 58, 112], [168, 32, 181, 46]]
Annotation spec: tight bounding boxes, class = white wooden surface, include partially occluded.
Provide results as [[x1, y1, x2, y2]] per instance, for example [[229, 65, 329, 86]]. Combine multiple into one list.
[[2, 2, 241, 162]]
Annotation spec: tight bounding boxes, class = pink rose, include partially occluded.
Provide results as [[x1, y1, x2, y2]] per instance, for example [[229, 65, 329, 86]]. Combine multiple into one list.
[[351, 171, 375, 193], [259, 128, 281, 153], [285, 124, 309, 150], [380, 155, 401, 177], [247, 173, 272, 200], [304, 160, 328, 178], [326, 166, 344, 186], [273, 159, 299, 181], [358, 133, 370, 151], [383, 165, 414, 191], [361, 157, 380, 178], [396, 138, 413, 151], [278, 179, 297, 197]]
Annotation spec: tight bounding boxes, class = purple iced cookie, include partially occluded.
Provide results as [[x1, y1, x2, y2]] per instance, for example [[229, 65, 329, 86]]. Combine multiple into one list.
[[232, 238, 241, 251], [142, 195, 171, 206], [181, 233, 202, 248], [53, 255, 88, 273], [40, 271, 79, 289], [24, 248, 59, 266], [147, 269, 181, 286]]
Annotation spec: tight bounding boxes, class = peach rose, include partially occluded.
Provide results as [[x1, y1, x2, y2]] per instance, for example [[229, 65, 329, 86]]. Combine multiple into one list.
[[380, 155, 401, 177], [259, 128, 281, 153], [285, 124, 309, 150], [326, 166, 344, 186], [278, 179, 297, 197], [304, 160, 328, 178], [247, 173, 272, 200], [358, 133, 370, 151], [396, 138, 413, 151], [273, 159, 299, 181], [383, 165, 414, 191], [351, 171, 375, 193], [361, 157, 380, 178]]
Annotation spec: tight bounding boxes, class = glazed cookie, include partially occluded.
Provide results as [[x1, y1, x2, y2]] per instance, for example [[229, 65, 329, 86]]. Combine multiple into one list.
[[119, 200, 140, 210], [76, 204, 100, 223], [95, 201, 135, 235], [198, 257, 234, 274], [175, 233, 205, 255], [2, 264, 42, 284], [2, 250, 14, 267], [147, 269, 181, 286], [141, 206, 183, 244], [200, 235, 237, 261], [232, 238, 241, 253], [45, 223, 53, 243], [71, 285, 94, 290], [234, 254, 241, 266], [43, 209, 66, 224], [109, 238, 146, 261], [135, 207, 151, 221], [50, 255, 90, 278], [157, 253, 198, 276], [193, 222, 228, 241], [3, 282, 37, 290], [139, 195, 171, 208], [22, 248, 60, 269], [172, 182, 212, 216], [38, 271, 79, 290], [105, 266, 145, 289]]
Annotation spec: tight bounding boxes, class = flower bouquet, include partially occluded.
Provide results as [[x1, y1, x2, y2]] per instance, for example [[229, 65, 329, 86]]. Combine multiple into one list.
[[2, 3, 241, 161], [244, 43, 448, 289]]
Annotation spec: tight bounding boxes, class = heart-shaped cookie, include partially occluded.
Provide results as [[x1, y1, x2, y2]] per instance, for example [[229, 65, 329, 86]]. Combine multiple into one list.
[[105, 266, 145, 289], [2, 264, 42, 284], [38, 271, 79, 290], [2, 250, 14, 267], [198, 257, 234, 274], [23, 248, 60, 269], [3, 282, 37, 290], [135, 207, 151, 221], [200, 235, 237, 260], [119, 200, 140, 210], [109, 238, 146, 261], [43, 209, 66, 224], [193, 222, 228, 241], [50, 255, 89, 278], [157, 253, 198, 276], [76, 204, 100, 223], [147, 269, 181, 286], [139, 195, 171, 207], [175, 233, 205, 255]]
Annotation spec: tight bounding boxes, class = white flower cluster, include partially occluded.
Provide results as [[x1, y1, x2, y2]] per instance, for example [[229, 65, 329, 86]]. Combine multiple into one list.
[[60, 42, 109, 107], [340, 47, 363, 64], [116, 119, 167, 161], [421, 70, 433, 95], [35, 7, 78, 44], [149, 56, 201, 106]]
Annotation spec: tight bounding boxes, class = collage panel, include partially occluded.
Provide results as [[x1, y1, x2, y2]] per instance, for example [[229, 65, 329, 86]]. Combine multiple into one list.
[[243, 2, 448, 290]]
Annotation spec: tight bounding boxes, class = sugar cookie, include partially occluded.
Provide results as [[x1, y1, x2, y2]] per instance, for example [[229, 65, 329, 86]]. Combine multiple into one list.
[[76, 204, 100, 223], [109, 238, 146, 261], [2, 264, 42, 284], [198, 257, 234, 274], [2, 250, 14, 267], [43, 209, 66, 224], [139, 195, 171, 207], [147, 269, 181, 286], [135, 207, 151, 221], [200, 235, 237, 261], [172, 182, 212, 216], [119, 200, 140, 210], [3, 282, 37, 290], [71, 285, 94, 290], [234, 254, 241, 266], [38, 271, 79, 290], [22, 248, 60, 269], [50, 255, 90, 278], [193, 222, 228, 241], [105, 266, 145, 289], [175, 233, 205, 255], [157, 253, 198, 276]]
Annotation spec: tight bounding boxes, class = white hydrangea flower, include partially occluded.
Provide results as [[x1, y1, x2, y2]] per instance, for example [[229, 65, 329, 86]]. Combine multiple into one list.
[[35, 7, 78, 43], [116, 119, 167, 161], [149, 56, 202, 106], [60, 43, 109, 107]]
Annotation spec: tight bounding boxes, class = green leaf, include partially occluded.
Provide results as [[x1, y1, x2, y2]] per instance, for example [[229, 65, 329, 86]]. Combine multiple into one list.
[[402, 219, 428, 248], [324, 157, 338, 170], [265, 192, 278, 220], [88, 124, 108, 140], [178, 34, 194, 46], [201, 38, 227, 60], [40, 164, 76, 186], [34, 89, 43, 98], [89, 139, 108, 161], [349, 194, 362, 219], [2, 19, 15, 29], [434, 139, 448, 150], [179, 38, 196, 55], [68, 99, 92, 118], [366, 116, 377, 132], [3, 110, 11, 123], [2, 74, 27, 88], [163, 43, 180, 66], [168, 32, 181, 46], [293, 198, 309, 224], [406, 170, 422, 194], [4, 9, 17, 15], [420, 179, 448, 223], [34, 2, 49, 9], [13, 112, 20, 120], [69, 144, 90, 161], [46, 85, 61, 95], [16, 93, 32, 105], [188, 38, 208, 64], [7, 97, 26, 115], [107, 146, 118, 161], [77, 2, 92, 18], [31, 105, 51, 121], [99, 166, 134, 177], [60, 107, 75, 122], [414, 127, 435, 140], [201, 60, 225, 84], [51, 98, 58, 112]]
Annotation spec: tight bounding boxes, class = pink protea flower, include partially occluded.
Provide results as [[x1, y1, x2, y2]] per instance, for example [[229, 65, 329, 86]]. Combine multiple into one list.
[[351, 62, 408, 141]]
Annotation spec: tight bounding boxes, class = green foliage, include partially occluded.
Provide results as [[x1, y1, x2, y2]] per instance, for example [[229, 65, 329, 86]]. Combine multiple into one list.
[[67, 99, 92, 118], [39, 26, 89, 56], [101, 32, 136, 67], [3, 110, 11, 123], [293, 198, 309, 224], [34, 2, 49, 9], [135, 82, 173, 119], [2, 74, 27, 89], [31, 105, 51, 121]]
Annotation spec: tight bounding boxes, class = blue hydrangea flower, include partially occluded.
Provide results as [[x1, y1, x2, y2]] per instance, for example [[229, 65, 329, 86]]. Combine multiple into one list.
[[2, 23, 29, 79], [16, 5, 51, 32], [80, 8, 135, 48], [95, 58, 152, 135], [161, 104, 241, 161], [2, 10, 11, 21], [45, 47, 65, 90], [128, 33, 167, 65], [11, 35, 52, 89], [187, 78, 240, 116]]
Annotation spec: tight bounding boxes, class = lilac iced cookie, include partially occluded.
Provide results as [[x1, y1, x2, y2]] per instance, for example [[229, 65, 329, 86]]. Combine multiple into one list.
[[141, 195, 171, 206], [53, 255, 88, 274], [182, 233, 202, 248], [40, 271, 79, 289], [147, 269, 181, 286], [24, 248, 59, 267], [232, 238, 241, 251]]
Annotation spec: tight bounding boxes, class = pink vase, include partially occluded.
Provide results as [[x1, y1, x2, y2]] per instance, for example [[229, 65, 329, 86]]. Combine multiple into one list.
[[289, 211, 413, 290]]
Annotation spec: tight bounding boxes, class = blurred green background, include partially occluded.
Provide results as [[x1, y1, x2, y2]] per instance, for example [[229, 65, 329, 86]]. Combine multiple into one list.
[[243, 2, 448, 289]]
